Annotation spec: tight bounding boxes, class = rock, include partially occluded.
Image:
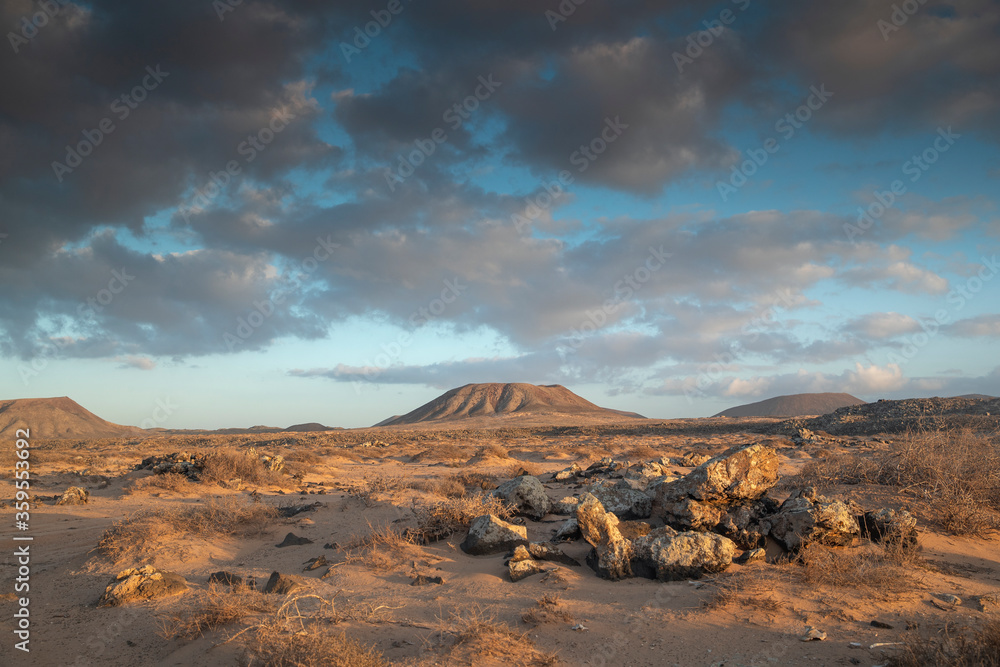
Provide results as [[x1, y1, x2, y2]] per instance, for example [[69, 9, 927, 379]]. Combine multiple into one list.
[[660, 498, 725, 532], [411, 574, 444, 585], [552, 496, 580, 515], [632, 528, 736, 581], [858, 509, 917, 547], [585, 479, 652, 519], [800, 627, 826, 641], [521, 542, 580, 567], [261, 454, 285, 472], [276, 532, 313, 548], [940, 594, 962, 605], [735, 547, 766, 565], [56, 486, 89, 506], [577, 494, 633, 580], [302, 555, 328, 571], [979, 593, 999, 612], [553, 463, 581, 482], [552, 517, 580, 542], [98, 566, 188, 606], [263, 571, 307, 594], [769, 488, 859, 551], [617, 520, 652, 540], [717, 498, 780, 549], [494, 476, 552, 520], [461, 514, 529, 555], [509, 559, 549, 582], [625, 461, 670, 486], [796, 428, 816, 442], [870, 620, 894, 629], [208, 571, 255, 588], [673, 452, 711, 467], [657, 443, 779, 505]]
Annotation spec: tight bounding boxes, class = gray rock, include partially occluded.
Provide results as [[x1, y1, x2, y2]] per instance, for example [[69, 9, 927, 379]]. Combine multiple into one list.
[[858, 508, 917, 547], [509, 558, 549, 582], [552, 517, 580, 542], [519, 542, 581, 567], [56, 486, 89, 506], [657, 443, 779, 505], [586, 479, 652, 519], [276, 532, 313, 548], [263, 571, 307, 594], [735, 547, 766, 564], [632, 528, 736, 581], [769, 488, 859, 551], [577, 493, 633, 580], [494, 475, 552, 520], [552, 496, 580, 515], [98, 566, 188, 606], [461, 514, 529, 555], [718, 498, 780, 549]]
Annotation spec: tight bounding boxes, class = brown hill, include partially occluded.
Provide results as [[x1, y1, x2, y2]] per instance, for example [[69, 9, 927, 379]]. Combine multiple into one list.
[[284, 422, 339, 432], [0, 397, 143, 440], [713, 392, 864, 418], [378, 383, 644, 427]]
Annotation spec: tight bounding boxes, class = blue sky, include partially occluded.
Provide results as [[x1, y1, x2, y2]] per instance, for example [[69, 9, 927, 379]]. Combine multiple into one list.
[[0, 0, 998, 428]]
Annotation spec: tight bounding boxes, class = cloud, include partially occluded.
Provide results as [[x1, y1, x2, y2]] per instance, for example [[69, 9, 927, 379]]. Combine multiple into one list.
[[945, 314, 1000, 337], [117, 355, 156, 370], [841, 312, 920, 339]]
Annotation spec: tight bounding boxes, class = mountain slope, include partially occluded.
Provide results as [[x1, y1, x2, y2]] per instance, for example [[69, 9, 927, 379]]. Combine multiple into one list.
[[379, 383, 644, 426], [713, 392, 864, 418], [0, 397, 143, 439]]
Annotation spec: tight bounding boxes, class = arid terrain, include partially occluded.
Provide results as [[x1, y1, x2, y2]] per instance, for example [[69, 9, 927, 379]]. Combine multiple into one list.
[[2, 393, 999, 666]]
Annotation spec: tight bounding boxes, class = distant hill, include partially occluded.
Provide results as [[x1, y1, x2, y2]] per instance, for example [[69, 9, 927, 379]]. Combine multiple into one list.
[[284, 422, 339, 432], [378, 383, 644, 427], [955, 393, 996, 400], [0, 397, 143, 440], [713, 392, 865, 418]]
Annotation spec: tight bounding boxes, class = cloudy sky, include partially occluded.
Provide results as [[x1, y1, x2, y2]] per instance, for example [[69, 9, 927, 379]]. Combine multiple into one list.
[[1, 0, 998, 429]]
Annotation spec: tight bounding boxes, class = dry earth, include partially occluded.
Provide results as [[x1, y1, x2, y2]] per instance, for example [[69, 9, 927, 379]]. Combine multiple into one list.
[[2, 413, 999, 666]]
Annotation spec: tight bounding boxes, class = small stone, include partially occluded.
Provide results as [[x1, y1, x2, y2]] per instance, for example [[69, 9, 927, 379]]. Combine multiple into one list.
[[302, 555, 328, 571], [263, 571, 307, 594], [870, 620, 893, 629], [800, 627, 826, 642], [509, 559, 548, 582], [411, 574, 444, 586], [276, 532, 313, 548], [735, 547, 766, 565], [940, 594, 962, 605]]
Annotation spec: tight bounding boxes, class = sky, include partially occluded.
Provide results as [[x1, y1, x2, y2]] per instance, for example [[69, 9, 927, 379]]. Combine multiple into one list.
[[0, 0, 998, 429]]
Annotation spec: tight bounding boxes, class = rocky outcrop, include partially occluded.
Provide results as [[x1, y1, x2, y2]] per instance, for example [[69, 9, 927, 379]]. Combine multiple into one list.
[[577, 493, 633, 580], [56, 486, 89, 506], [769, 488, 859, 551], [657, 443, 779, 505], [494, 475, 552, 520], [585, 479, 652, 519], [98, 566, 188, 606], [632, 528, 736, 581], [461, 514, 529, 555]]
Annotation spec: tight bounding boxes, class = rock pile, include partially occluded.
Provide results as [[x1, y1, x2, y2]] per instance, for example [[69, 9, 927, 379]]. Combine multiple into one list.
[[98, 566, 188, 606]]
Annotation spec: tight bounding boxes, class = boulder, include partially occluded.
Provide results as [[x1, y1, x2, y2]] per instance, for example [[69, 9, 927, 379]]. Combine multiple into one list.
[[494, 475, 552, 520], [673, 452, 711, 467], [769, 488, 859, 551], [577, 494, 633, 580], [263, 571, 307, 594], [660, 498, 725, 532], [553, 463, 582, 482], [718, 498, 780, 549], [508, 558, 549, 582], [586, 479, 652, 519], [625, 461, 670, 487], [578, 457, 628, 479], [858, 509, 917, 547], [632, 528, 736, 581], [552, 517, 580, 542], [461, 514, 529, 555], [56, 486, 89, 506], [657, 443, 779, 505], [98, 566, 188, 606], [552, 496, 580, 515], [515, 542, 580, 567]]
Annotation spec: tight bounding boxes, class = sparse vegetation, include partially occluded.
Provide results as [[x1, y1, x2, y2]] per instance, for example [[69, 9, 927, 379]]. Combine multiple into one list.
[[166, 583, 275, 639], [242, 627, 388, 667], [201, 448, 286, 487], [125, 472, 197, 495], [889, 620, 1000, 667], [436, 607, 559, 666], [408, 492, 516, 543], [97, 496, 278, 564], [345, 522, 423, 571], [798, 542, 917, 597], [707, 563, 784, 611], [522, 594, 574, 625]]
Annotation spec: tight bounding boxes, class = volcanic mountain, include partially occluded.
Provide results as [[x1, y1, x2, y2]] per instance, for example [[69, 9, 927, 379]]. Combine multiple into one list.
[[378, 383, 644, 427], [0, 397, 143, 440], [713, 392, 865, 418]]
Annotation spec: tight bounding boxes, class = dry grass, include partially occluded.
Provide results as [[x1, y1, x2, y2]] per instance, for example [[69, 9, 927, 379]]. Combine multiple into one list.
[[476, 442, 511, 459], [345, 522, 423, 571], [706, 563, 783, 611], [166, 583, 276, 639], [798, 542, 918, 597], [436, 607, 558, 667], [450, 470, 500, 490], [411, 477, 466, 498], [201, 448, 286, 487], [125, 472, 197, 495], [96, 496, 278, 564], [799, 428, 1000, 534], [348, 473, 413, 507], [889, 620, 1000, 667], [621, 443, 659, 459], [503, 460, 543, 477], [408, 492, 517, 543], [521, 594, 574, 625], [241, 628, 387, 667]]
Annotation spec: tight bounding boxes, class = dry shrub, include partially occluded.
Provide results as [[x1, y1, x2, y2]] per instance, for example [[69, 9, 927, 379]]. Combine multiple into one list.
[[348, 473, 412, 507], [201, 448, 285, 487], [439, 608, 558, 667], [476, 443, 511, 459], [97, 496, 278, 564], [411, 477, 466, 498], [521, 594, 573, 625], [622, 444, 658, 459], [167, 583, 276, 639], [345, 523, 422, 571], [242, 627, 387, 667], [283, 448, 322, 465], [799, 429, 1000, 534], [798, 543, 916, 596], [503, 460, 542, 477], [125, 472, 197, 495], [409, 493, 516, 543], [411, 443, 466, 464], [707, 563, 783, 611], [451, 470, 500, 490], [889, 620, 1000, 667]]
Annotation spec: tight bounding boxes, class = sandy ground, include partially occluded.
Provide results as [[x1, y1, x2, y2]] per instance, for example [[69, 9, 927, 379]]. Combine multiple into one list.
[[2, 422, 999, 666]]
